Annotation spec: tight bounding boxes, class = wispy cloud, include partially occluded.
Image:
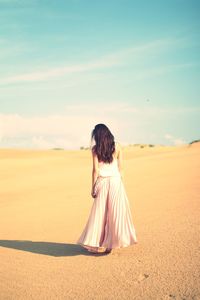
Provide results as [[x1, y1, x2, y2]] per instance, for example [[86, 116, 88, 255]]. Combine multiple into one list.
[[104, 37, 186, 62], [0, 37, 188, 85], [164, 133, 187, 146], [134, 62, 197, 80], [0, 59, 117, 85]]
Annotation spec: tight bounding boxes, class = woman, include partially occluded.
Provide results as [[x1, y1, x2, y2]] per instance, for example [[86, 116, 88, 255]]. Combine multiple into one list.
[[77, 124, 137, 253]]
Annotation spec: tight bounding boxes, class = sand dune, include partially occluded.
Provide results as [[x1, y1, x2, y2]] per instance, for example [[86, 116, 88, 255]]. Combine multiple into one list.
[[0, 144, 199, 299]]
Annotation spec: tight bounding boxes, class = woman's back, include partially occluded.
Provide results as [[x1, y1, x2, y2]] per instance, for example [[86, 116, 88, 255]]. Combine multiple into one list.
[[97, 143, 121, 177], [98, 157, 120, 177]]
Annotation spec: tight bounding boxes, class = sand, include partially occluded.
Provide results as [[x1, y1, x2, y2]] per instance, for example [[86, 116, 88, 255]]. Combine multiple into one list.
[[0, 143, 199, 300]]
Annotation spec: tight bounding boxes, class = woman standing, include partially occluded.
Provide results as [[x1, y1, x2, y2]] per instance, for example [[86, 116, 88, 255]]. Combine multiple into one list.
[[77, 124, 137, 253]]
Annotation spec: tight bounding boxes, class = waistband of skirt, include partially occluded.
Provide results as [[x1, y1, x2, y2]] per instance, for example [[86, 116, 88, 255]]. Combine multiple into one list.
[[98, 174, 121, 178]]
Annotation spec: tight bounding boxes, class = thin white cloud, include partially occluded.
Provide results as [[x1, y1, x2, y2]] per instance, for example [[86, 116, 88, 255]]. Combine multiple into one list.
[[104, 37, 185, 62], [0, 37, 188, 85], [135, 63, 197, 80], [165, 133, 174, 140], [0, 60, 117, 85], [164, 133, 187, 146], [173, 138, 187, 146]]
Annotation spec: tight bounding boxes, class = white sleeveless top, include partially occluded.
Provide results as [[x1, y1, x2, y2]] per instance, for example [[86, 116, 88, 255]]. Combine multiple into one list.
[[98, 158, 120, 177]]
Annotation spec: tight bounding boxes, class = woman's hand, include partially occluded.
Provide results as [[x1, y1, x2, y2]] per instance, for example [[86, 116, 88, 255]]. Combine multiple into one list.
[[91, 188, 97, 198], [91, 181, 98, 198]]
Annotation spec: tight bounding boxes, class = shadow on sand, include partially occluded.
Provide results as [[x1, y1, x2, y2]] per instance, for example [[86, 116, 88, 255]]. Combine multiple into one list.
[[0, 240, 108, 257]]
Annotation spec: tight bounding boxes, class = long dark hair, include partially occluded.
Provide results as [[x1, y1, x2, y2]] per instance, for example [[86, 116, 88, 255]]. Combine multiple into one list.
[[91, 124, 115, 163]]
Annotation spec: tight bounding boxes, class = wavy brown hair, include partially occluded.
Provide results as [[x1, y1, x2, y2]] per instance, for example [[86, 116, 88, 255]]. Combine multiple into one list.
[[91, 124, 115, 163]]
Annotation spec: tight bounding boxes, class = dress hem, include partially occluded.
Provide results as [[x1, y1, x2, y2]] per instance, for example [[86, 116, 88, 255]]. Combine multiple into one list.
[[77, 241, 138, 253]]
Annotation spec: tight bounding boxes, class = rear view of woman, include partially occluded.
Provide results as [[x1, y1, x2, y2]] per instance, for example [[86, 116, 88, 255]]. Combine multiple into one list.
[[77, 123, 137, 253]]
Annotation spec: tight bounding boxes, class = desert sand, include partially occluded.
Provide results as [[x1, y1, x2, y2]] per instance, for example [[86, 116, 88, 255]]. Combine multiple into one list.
[[0, 143, 199, 300]]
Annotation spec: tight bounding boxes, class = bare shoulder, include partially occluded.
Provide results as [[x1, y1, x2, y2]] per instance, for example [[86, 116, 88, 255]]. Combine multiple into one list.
[[115, 142, 122, 149]]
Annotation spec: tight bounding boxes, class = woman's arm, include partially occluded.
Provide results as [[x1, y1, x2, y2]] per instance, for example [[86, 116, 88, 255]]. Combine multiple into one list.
[[116, 143, 124, 180], [91, 149, 99, 198]]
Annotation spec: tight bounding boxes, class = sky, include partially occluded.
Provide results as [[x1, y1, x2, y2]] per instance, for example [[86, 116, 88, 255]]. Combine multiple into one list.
[[0, 0, 199, 149]]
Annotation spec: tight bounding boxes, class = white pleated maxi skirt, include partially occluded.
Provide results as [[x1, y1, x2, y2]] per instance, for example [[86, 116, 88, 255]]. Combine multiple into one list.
[[77, 175, 137, 252]]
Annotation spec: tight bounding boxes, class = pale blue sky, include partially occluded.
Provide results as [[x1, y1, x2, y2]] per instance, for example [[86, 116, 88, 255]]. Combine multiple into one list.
[[0, 0, 199, 148]]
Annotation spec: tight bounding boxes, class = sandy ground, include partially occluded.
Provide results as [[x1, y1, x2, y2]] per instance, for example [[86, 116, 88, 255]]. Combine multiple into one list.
[[0, 143, 199, 300]]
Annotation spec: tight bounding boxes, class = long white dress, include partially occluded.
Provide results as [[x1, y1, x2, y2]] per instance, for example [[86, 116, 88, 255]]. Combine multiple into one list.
[[77, 157, 137, 252]]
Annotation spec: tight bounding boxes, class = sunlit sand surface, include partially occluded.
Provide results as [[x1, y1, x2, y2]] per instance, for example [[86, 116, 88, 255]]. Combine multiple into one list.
[[0, 143, 199, 299]]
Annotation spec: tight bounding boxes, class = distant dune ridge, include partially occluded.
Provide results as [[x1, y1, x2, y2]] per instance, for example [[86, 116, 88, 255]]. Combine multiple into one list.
[[0, 142, 199, 299], [189, 139, 200, 148]]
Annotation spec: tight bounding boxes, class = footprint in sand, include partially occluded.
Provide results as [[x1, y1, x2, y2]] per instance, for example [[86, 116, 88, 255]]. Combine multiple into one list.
[[137, 273, 149, 283]]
